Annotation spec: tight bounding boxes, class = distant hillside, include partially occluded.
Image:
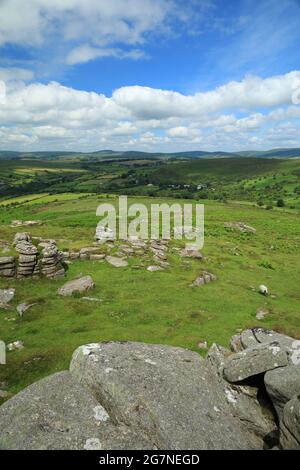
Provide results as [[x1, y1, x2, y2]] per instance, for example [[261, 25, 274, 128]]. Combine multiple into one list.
[[1, 148, 300, 162]]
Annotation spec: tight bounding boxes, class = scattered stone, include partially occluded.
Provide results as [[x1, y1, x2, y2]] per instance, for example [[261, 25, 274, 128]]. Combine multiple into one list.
[[191, 271, 217, 286], [259, 284, 268, 296], [95, 225, 115, 243], [265, 365, 300, 419], [82, 297, 103, 303], [197, 341, 208, 350], [147, 265, 163, 272], [58, 276, 95, 297], [256, 308, 269, 320], [224, 222, 256, 233], [16, 303, 37, 317], [180, 248, 203, 259], [223, 342, 289, 383], [106, 256, 128, 268], [10, 220, 41, 228], [90, 254, 106, 261], [7, 341, 24, 351], [0, 288, 15, 305]]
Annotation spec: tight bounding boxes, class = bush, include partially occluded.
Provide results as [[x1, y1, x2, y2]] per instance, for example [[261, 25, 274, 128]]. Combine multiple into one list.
[[276, 199, 285, 207]]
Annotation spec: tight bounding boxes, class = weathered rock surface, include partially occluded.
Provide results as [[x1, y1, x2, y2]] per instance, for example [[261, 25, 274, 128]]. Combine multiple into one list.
[[41, 243, 65, 279], [191, 271, 217, 286], [232, 328, 295, 353], [106, 256, 128, 268], [207, 343, 276, 440], [95, 225, 115, 243], [10, 220, 41, 227], [16, 303, 37, 317], [1, 330, 300, 450], [0, 288, 15, 306], [265, 365, 300, 419], [179, 248, 203, 259], [223, 342, 288, 383], [224, 222, 256, 233], [0, 256, 16, 278], [0, 372, 151, 450], [90, 254, 106, 261], [58, 275, 95, 297], [147, 265, 163, 272], [13, 232, 31, 245], [69, 342, 263, 450], [280, 395, 300, 449], [15, 241, 38, 256], [7, 340, 24, 351]]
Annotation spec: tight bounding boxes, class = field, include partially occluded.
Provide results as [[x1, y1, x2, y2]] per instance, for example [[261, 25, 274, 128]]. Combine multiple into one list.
[[1, 156, 300, 209], [0, 192, 300, 403]]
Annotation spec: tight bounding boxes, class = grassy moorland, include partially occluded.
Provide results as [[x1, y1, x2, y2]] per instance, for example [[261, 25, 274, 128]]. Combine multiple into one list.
[[0, 192, 299, 402]]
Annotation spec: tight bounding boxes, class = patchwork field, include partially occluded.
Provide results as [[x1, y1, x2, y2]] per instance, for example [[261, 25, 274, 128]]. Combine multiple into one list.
[[0, 193, 299, 403]]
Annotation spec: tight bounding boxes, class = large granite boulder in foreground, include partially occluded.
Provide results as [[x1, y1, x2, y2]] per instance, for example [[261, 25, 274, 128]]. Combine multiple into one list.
[[0, 328, 299, 450], [0, 371, 150, 450]]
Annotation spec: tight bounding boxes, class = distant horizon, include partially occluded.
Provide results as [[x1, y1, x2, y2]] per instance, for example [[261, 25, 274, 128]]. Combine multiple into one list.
[[1, 146, 300, 155]]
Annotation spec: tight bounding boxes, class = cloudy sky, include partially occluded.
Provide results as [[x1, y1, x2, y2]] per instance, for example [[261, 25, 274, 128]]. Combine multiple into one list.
[[0, 0, 300, 152]]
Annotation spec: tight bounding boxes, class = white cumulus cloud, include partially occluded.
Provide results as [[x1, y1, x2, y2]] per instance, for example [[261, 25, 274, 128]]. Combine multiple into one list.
[[0, 71, 300, 151]]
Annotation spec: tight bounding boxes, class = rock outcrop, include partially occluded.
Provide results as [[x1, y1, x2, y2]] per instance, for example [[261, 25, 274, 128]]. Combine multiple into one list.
[[40, 243, 65, 279], [0, 256, 15, 278], [0, 328, 299, 450], [0, 234, 66, 279]]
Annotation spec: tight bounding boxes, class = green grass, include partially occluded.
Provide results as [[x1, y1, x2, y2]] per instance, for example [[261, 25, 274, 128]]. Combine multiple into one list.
[[0, 194, 299, 402]]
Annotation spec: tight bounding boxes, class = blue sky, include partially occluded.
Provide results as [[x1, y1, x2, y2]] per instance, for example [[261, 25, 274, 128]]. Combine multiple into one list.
[[0, 0, 300, 151]]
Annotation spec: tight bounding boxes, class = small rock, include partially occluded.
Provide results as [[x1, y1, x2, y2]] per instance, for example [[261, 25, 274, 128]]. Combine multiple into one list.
[[82, 297, 103, 303], [191, 272, 217, 287], [256, 308, 269, 320], [7, 341, 24, 351], [224, 222, 256, 233], [197, 341, 208, 350], [106, 256, 128, 268], [16, 303, 37, 317], [90, 254, 106, 261], [179, 248, 203, 259], [58, 276, 95, 297], [0, 288, 15, 305], [147, 265, 163, 272]]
